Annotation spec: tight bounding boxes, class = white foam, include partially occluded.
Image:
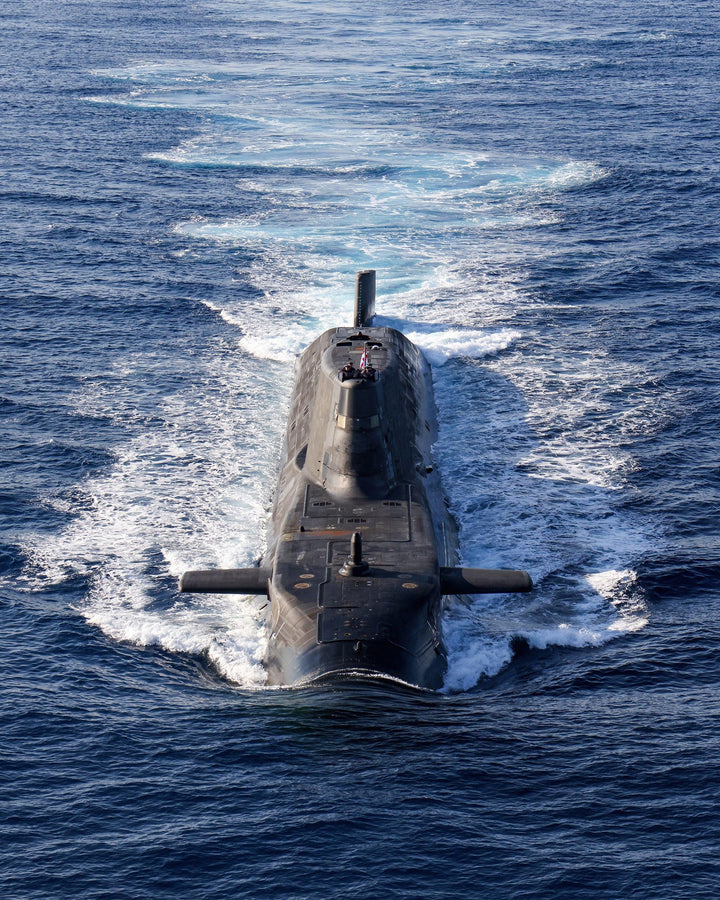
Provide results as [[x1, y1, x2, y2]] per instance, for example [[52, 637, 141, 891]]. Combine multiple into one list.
[[84, 573, 268, 687], [442, 565, 648, 692], [18, 344, 285, 688], [442, 615, 513, 692], [238, 328, 313, 363], [585, 568, 635, 597], [407, 328, 522, 366]]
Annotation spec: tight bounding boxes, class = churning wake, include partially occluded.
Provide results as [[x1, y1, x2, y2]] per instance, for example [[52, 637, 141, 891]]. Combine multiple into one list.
[[13, 51, 655, 691]]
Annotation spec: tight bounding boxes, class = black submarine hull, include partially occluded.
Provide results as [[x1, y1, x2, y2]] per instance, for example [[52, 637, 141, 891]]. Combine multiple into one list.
[[180, 271, 531, 689]]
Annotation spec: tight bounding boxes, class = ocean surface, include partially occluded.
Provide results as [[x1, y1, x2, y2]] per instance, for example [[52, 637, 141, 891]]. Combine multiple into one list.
[[2, 0, 720, 896]]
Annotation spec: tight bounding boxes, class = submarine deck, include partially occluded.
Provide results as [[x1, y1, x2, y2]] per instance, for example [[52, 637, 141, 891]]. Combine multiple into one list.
[[266, 478, 445, 682], [265, 324, 453, 680]]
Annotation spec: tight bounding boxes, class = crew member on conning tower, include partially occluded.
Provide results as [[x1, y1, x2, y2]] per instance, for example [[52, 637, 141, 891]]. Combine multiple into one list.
[[339, 362, 356, 381]]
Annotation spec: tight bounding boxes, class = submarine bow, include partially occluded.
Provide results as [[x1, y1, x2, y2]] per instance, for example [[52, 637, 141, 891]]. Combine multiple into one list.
[[180, 271, 532, 689]]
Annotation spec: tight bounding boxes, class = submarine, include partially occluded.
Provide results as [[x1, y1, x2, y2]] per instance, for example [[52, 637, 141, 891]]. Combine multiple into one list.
[[180, 271, 531, 689]]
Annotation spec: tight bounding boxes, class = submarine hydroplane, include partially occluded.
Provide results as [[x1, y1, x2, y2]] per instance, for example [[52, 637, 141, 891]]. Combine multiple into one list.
[[180, 271, 531, 689]]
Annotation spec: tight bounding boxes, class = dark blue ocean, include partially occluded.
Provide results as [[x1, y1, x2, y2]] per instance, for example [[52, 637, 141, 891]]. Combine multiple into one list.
[[3, 0, 720, 896]]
